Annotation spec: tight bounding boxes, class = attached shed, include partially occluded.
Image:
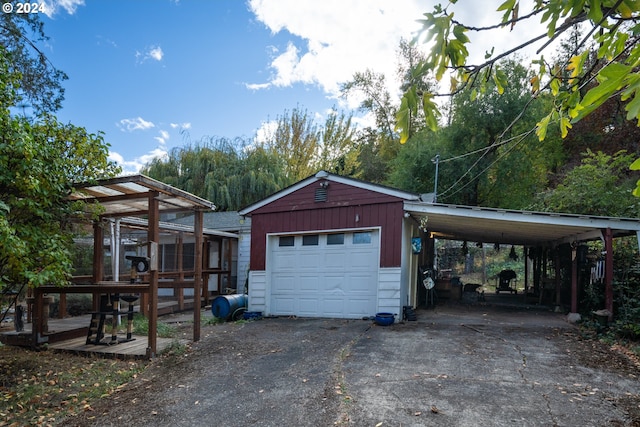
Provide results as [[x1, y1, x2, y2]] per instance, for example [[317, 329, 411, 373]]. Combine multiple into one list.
[[240, 171, 640, 321]]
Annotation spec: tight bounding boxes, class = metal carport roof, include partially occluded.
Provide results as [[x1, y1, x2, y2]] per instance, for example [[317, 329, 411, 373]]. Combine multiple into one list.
[[404, 201, 640, 247]]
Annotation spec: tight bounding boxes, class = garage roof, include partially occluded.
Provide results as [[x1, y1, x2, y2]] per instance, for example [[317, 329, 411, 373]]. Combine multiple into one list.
[[239, 170, 640, 248], [404, 201, 640, 247], [69, 174, 216, 216]]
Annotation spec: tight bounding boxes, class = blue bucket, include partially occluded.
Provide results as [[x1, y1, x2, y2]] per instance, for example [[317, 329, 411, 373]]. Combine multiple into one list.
[[211, 294, 247, 320]]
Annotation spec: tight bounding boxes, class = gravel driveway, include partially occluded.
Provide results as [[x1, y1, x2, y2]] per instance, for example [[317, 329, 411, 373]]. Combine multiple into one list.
[[66, 304, 640, 427]]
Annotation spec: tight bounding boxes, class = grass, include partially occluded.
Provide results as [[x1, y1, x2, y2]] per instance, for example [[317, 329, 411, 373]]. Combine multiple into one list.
[[0, 344, 146, 426], [131, 313, 176, 338]]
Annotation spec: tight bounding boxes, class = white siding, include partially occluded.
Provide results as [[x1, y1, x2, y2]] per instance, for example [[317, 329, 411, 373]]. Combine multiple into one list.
[[248, 270, 267, 313], [236, 230, 251, 293], [378, 267, 402, 316]]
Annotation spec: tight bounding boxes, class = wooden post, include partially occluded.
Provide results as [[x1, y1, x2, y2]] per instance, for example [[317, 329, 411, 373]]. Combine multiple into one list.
[[194, 209, 203, 342], [226, 238, 233, 292], [147, 191, 159, 358], [92, 221, 104, 312], [202, 238, 210, 306], [604, 227, 614, 321], [177, 233, 184, 311]]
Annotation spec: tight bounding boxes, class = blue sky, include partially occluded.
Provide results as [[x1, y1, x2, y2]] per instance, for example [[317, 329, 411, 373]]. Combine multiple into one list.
[[35, 0, 540, 173]]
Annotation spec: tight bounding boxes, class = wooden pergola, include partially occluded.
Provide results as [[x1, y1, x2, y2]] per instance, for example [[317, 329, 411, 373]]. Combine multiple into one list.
[[31, 175, 216, 357]]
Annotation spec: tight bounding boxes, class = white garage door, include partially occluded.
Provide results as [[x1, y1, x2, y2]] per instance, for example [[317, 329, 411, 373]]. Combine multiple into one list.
[[269, 230, 379, 318]]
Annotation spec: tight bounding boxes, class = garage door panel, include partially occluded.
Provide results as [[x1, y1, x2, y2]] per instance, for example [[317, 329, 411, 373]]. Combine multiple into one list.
[[298, 252, 321, 270], [350, 249, 378, 269], [321, 297, 345, 316], [298, 275, 320, 292], [271, 274, 296, 293], [272, 296, 295, 314], [272, 252, 297, 271], [324, 251, 348, 269], [323, 275, 346, 293], [344, 297, 377, 316], [269, 231, 379, 318], [298, 298, 320, 316]]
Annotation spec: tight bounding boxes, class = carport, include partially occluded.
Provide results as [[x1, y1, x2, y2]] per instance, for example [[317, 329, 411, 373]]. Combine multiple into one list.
[[403, 201, 640, 318]]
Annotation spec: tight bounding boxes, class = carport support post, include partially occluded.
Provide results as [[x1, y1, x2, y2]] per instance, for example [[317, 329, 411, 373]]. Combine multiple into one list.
[[571, 246, 578, 313], [193, 209, 203, 342], [604, 227, 614, 321]]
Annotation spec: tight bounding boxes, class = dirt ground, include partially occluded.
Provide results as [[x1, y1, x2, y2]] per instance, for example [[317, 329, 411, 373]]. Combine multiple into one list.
[[2, 304, 640, 426]]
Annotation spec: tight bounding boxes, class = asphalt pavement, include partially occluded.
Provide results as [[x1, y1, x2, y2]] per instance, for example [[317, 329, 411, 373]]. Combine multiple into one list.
[[75, 302, 640, 427]]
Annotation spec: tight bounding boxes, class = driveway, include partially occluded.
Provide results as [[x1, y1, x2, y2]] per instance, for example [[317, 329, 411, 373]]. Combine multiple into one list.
[[67, 304, 640, 427]]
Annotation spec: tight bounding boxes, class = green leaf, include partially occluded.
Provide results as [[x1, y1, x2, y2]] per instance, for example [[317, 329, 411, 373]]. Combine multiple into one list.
[[573, 62, 631, 122], [621, 73, 640, 121], [422, 93, 441, 131], [560, 115, 572, 138], [536, 112, 552, 141], [396, 94, 412, 144], [497, 0, 517, 22], [493, 68, 508, 95], [630, 158, 640, 170], [633, 179, 640, 197]]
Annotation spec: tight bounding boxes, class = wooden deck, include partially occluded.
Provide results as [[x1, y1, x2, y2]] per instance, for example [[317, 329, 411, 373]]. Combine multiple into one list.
[[1, 299, 199, 359], [48, 335, 188, 359]]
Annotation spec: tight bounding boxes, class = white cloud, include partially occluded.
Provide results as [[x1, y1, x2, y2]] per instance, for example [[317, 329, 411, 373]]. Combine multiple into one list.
[[248, 0, 426, 100], [43, 0, 85, 17], [154, 130, 170, 145], [170, 122, 192, 130], [254, 119, 278, 144], [135, 45, 164, 63], [247, 0, 550, 104], [117, 117, 155, 132], [109, 148, 168, 174]]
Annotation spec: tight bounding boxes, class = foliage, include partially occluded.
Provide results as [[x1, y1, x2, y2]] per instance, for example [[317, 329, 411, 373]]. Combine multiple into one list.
[[132, 313, 176, 338], [397, 0, 640, 196], [142, 137, 289, 211], [260, 106, 358, 183], [0, 12, 67, 114], [144, 108, 358, 209], [529, 150, 640, 216], [0, 345, 145, 426], [389, 58, 564, 208], [261, 107, 320, 182], [0, 45, 119, 292]]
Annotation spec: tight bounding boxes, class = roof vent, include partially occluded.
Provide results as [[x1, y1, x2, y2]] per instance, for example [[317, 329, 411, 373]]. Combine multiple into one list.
[[315, 187, 328, 202]]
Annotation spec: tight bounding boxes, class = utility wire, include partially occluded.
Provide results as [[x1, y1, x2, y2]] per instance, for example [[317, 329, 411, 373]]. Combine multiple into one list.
[[437, 126, 536, 200]]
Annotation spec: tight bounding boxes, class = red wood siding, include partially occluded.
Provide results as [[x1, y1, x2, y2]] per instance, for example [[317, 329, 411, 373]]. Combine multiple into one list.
[[249, 181, 405, 270]]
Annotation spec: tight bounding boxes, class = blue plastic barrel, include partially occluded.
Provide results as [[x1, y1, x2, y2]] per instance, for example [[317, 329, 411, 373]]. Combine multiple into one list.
[[211, 294, 247, 320]]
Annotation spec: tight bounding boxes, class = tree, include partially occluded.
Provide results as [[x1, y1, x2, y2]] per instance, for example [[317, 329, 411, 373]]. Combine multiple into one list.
[[529, 150, 640, 217], [260, 107, 320, 183], [317, 110, 358, 176], [0, 44, 118, 291], [389, 58, 564, 208], [397, 1, 640, 196], [1, 12, 67, 113], [142, 137, 289, 211]]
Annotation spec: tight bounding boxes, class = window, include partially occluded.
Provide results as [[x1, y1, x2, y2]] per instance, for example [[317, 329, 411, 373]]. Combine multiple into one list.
[[353, 232, 372, 244], [327, 233, 344, 245], [278, 236, 295, 247], [302, 235, 319, 246]]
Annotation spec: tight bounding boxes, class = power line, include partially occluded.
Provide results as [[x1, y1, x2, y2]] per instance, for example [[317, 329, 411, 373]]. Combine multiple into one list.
[[440, 127, 535, 201]]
